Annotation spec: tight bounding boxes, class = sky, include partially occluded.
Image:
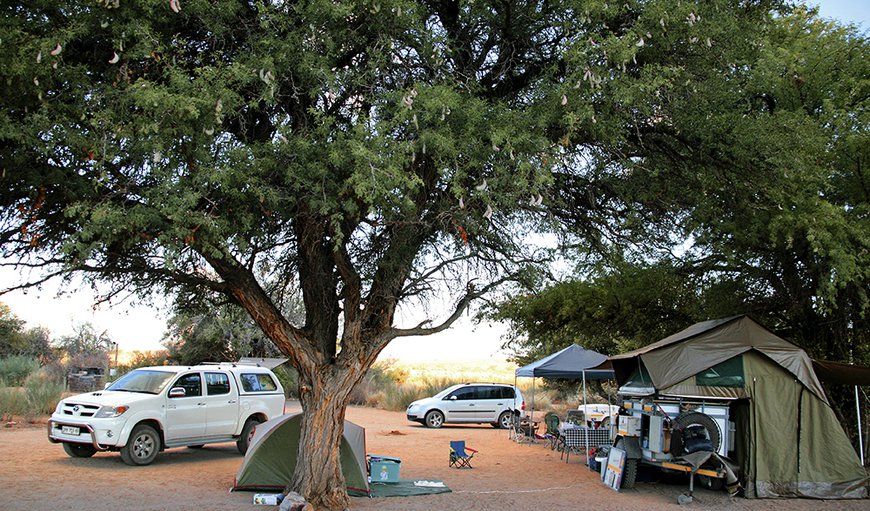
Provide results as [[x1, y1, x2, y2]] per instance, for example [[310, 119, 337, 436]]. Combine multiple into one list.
[[0, 1, 865, 362]]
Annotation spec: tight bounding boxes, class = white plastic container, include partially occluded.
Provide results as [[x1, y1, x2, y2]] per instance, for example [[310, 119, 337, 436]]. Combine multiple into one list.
[[253, 494, 283, 505]]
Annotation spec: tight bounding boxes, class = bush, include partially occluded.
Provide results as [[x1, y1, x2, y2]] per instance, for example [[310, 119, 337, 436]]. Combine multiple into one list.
[[0, 355, 39, 386], [0, 382, 27, 419], [24, 370, 64, 416], [273, 366, 297, 398]]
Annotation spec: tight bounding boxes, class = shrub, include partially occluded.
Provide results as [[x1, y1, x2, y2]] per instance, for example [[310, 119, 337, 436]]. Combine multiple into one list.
[[0, 355, 39, 386], [273, 366, 297, 398], [0, 382, 27, 419], [24, 370, 65, 416]]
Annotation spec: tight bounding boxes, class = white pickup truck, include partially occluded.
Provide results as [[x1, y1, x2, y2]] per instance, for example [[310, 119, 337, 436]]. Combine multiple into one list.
[[48, 363, 286, 465]]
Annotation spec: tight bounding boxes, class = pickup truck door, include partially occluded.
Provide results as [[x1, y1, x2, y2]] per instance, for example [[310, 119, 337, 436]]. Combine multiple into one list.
[[164, 372, 206, 441], [202, 371, 239, 436]]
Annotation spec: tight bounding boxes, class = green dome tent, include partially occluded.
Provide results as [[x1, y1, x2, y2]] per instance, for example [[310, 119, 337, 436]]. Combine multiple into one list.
[[233, 412, 370, 497], [610, 315, 868, 499]]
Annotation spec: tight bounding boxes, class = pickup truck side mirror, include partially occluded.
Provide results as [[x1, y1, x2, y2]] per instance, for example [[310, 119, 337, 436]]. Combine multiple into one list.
[[169, 387, 186, 398]]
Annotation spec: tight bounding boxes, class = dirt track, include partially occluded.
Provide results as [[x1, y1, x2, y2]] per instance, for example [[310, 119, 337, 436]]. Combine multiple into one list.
[[1, 403, 865, 511]]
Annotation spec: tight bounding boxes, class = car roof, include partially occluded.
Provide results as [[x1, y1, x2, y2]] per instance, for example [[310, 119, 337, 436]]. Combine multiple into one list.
[[134, 364, 272, 373]]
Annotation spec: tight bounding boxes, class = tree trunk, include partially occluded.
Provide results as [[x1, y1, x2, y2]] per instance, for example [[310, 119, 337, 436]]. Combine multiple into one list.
[[292, 365, 365, 511]]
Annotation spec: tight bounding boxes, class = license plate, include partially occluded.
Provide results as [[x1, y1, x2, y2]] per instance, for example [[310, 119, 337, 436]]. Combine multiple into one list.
[[61, 425, 80, 436]]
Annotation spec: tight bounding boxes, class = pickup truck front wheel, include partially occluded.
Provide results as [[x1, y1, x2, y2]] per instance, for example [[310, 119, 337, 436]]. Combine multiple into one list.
[[237, 417, 262, 455], [120, 424, 160, 466]]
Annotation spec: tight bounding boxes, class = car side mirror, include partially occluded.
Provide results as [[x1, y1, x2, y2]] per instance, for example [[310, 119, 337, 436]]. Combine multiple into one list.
[[449, 396, 457, 401], [169, 387, 186, 398]]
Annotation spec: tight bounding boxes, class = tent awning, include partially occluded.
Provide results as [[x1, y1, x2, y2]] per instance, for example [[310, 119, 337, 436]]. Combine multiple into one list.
[[813, 359, 870, 386]]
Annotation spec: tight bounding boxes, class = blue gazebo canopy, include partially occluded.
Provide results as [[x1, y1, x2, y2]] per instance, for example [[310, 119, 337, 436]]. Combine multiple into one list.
[[515, 344, 614, 380]]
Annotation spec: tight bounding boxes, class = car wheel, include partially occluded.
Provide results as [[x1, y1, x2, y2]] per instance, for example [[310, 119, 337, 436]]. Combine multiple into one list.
[[424, 410, 444, 428], [237, 417, 262, 455], [120, 424, 160, 466], [63, 442, 97, 458], [497, 411, 514, 429]]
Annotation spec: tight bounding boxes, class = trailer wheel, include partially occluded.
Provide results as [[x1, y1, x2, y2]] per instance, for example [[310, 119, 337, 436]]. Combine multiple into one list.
[[670, 412, 721, 457], [698, 474, 724, 491], [615, 438, 638, 489]]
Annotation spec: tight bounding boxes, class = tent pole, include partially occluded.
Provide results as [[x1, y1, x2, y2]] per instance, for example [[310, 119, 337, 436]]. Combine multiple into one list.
[[857, 385, 864, 465], [513, 372, 518, 440], [583, 369, 589, 459]]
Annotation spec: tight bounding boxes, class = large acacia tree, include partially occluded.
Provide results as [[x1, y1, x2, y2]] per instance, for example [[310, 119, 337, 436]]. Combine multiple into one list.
[[2, 1, 790, 508]]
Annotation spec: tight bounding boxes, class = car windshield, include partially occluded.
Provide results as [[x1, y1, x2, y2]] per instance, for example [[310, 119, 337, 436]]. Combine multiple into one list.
[[433, 385, 464, 399], [107, 370, 175, 394]]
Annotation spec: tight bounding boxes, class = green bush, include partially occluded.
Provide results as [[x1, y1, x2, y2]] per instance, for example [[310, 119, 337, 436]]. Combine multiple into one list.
[[273, 366, 297, 398], [0, 381, 27, 418], [24, 370, 64, 416], [0, 355, 39, 386]]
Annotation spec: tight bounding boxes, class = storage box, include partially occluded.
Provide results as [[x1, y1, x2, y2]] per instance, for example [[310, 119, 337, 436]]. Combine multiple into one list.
[[253, 493, 283, 505], [618, 415, 641, 437], [370, 460, 400, 483]]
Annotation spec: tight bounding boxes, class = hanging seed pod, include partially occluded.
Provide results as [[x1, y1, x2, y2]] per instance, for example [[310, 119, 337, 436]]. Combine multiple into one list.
[[50, 43, 62, 56], [483, 205, 493, 220], [108, 52, 120, 64]]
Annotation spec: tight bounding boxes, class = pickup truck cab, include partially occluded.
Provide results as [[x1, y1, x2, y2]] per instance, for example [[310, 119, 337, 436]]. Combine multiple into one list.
[[48, 363, 285, 465]]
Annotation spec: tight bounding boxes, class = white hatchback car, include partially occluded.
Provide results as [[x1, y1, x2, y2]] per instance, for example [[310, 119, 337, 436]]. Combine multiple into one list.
[[406, 383, 525, 428]]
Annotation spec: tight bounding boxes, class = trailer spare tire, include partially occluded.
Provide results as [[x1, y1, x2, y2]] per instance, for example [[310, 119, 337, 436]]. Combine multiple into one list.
[[669, 412, 721, 457]]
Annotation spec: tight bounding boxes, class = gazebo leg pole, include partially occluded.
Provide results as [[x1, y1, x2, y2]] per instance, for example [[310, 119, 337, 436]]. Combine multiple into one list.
[[583, 370, 589, 459], [857, 385, 864, 465]]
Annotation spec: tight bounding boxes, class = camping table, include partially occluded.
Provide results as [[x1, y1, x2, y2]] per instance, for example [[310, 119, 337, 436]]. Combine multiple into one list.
[[558, 422, 614, 460]]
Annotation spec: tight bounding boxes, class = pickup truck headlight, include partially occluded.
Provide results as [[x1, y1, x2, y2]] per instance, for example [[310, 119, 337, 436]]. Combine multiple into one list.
[[94, 405, 129, 418]]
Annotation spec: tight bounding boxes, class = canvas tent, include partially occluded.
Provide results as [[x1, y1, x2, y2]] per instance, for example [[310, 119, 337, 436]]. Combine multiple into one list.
[[610, 315, 868, 499], [233, 413, 370, 497]]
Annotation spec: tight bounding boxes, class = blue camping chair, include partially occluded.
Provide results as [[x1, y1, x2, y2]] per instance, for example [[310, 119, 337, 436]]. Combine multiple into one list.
[[449, 440, 478, 469]]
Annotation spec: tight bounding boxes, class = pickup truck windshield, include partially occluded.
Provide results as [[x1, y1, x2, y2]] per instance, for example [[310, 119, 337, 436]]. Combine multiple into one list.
[[108, 370, 175, 394]]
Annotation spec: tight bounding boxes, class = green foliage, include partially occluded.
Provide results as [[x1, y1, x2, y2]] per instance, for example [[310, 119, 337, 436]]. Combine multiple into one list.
[[0, 384, 27, 418], [23, 370, 64, 416], [272, 365, 297, 398], [0, 304, 55, 362], [496, 7, 869, 371], [164, 305, 279, 365], [55, 323, 113, 358], [0, 356, 40, 386]]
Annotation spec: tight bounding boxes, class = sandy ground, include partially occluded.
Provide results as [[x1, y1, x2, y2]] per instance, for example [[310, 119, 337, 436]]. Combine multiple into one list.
[[1, 403, 866, 511]]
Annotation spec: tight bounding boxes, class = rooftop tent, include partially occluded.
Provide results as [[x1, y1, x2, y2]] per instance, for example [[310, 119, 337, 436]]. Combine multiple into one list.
[[233, 413, 369, 497], [610, 315, 868, 499]]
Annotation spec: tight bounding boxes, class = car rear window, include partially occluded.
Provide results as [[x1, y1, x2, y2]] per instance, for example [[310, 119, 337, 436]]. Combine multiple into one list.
[[239, 373, 278, 392]]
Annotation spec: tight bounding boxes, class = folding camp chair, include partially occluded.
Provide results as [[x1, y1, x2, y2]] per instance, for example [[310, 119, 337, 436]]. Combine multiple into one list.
[[543, 412, 563, 451], [449, 440, 477, 469]]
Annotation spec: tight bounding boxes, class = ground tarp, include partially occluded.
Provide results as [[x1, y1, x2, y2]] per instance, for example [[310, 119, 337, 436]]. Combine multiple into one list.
[[361, 480, 451, 498], [233, 413, 369, 496]]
